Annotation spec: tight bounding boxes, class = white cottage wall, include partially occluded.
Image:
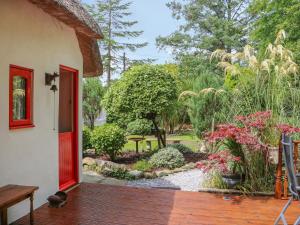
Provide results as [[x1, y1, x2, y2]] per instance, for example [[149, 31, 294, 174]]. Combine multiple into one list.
[[0, 0, 83, 223]]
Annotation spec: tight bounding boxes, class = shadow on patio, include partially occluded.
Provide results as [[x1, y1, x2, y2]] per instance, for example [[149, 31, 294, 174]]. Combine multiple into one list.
[[13, 183, 300, 225]]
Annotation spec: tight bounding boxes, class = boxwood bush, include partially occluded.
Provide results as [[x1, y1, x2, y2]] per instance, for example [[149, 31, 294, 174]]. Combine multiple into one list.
[[102, 167, 135, 180], [91, 124, 126, 161], [167, 143, 193, 154], [126, 119, 152, 136], [149, 147, 185, 169], [83, 127, 92, 151]]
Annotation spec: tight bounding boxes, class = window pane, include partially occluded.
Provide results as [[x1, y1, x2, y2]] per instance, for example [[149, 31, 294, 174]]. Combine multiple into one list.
[[13, 76, 26, 120]]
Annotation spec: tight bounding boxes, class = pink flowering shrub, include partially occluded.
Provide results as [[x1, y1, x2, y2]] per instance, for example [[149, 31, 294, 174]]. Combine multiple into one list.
[[235, 110, 272, 130], [206, 110, 300, 152], [196, 111, 300, 190], [276, 124, 300, 134], [196, 150, 243, 175], [206, 123, 266, 151]]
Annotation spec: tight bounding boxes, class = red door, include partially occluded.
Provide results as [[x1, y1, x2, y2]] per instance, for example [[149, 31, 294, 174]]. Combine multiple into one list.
[[58, 65, 78, 191]]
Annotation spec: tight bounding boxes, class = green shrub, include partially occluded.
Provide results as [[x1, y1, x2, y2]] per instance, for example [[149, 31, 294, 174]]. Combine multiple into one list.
[[149, 147, 185, 169], [102, 65, 178, 128], [184, 73, 228, 136], [167, 143, 193, 154], [126, 119, 152, 136], [102, 167, 135, 180], [91, 124, 126, 161], [132, 160, 152, 172], [202, 171, 228, 189], [83, 127, 92, 151]]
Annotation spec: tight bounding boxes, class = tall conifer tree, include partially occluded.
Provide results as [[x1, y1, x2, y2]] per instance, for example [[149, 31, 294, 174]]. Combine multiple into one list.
[[86, 0, 148, 85], [157, 0, 252, 56]]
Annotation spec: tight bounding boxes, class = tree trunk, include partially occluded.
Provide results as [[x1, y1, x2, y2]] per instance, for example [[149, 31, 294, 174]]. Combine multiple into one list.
[[226, 0, 232, 54], [90, 120, 95, 130], [169, 123, 174, 134], [107, 0, 112, 85], [178, 111, 187, 132], [152, 119, 166, 148], [164, 122, 169, 134], [123, 52, 126, 73], [88, 115, 95, 130], [162, 129, 166, 146]]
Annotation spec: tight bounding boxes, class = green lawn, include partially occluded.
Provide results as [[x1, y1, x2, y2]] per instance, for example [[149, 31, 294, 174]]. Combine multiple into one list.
[[122, 134, 200, 152]]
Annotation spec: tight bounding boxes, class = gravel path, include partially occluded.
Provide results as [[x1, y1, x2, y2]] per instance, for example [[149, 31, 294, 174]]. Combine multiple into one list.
[[126, 169, 205, 192]]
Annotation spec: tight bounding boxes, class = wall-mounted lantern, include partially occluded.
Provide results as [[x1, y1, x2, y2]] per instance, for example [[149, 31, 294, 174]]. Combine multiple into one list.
[[45, 72, 59, 130], [45, 72, 59, 92]]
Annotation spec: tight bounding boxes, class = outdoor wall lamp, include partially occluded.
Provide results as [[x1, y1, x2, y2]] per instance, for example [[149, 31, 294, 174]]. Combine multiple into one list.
[[45, 72, 59, 130], [45, 72, 59, 93], [45, 72, 59, 86]]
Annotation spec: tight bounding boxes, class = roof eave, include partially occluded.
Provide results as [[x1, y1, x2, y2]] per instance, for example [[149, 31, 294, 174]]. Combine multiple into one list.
[[27, 0, 104, 77]]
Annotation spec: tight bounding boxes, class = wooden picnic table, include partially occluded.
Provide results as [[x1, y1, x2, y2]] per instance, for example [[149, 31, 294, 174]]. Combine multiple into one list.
[[0, 185, 38, 225]]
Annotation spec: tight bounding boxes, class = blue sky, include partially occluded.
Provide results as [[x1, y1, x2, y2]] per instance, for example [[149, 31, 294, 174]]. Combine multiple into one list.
[[82, 0, 180, 64]]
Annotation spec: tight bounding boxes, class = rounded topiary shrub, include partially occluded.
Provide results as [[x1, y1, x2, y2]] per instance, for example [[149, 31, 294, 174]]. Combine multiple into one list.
[[83, 127, 92, 151], [167, 143, 193, 154], [126, 119, 152, 136], [91, 124, 126, 161], [149, 147, 185, 169], [102, 65, 178, 128]]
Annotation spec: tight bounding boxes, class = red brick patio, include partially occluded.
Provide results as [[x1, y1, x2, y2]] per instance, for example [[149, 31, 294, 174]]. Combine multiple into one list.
[[13, 183, 300, 225]]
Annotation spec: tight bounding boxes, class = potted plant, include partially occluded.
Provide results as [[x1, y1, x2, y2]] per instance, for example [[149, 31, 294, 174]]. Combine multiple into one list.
[[221, 152, 244, 188], [196, 150, 244, 189]]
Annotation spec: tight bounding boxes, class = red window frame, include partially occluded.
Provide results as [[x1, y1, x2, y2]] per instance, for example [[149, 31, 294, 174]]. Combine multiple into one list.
[[9, 65, 34, 129]]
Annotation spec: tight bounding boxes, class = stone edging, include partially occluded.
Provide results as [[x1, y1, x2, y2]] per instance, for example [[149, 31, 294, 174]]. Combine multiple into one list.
[[83, 157, 197, 180], [198, 187, 274, 196]]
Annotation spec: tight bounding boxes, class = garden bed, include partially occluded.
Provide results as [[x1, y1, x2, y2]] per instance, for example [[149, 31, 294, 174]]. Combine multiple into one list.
[[83, 147, 207, 180], [103, 151, 207, 167]]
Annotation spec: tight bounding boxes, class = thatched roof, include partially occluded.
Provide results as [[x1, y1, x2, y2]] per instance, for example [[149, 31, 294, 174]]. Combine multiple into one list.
[[27, 0, 103, 77]]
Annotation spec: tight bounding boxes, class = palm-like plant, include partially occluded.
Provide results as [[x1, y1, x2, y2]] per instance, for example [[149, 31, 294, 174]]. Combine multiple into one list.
[[180, 87, 226, 134]]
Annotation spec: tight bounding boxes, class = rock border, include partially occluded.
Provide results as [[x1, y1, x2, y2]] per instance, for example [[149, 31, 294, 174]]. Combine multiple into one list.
[[198, 187, 274, 196], [82, 157, 196, 180]]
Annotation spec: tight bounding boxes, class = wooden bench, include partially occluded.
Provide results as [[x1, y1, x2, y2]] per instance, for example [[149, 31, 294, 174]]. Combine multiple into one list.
[[145, 139, 158, 151], [145, 139, 182, 151], [168, 140, 181, 144], [0, 185, 38, 225]]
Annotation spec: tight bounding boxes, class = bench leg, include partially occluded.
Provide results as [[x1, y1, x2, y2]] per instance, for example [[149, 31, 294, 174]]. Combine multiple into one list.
[[136, 141, 139, 154], [1, 208, 8, 225], [146, 141, 152, 151], [30, 194, 34, 225]]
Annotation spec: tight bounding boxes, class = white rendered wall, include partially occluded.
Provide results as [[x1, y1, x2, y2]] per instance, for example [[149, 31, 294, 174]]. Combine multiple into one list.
[[0, 0, 83, 223]]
